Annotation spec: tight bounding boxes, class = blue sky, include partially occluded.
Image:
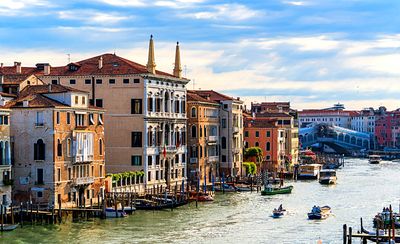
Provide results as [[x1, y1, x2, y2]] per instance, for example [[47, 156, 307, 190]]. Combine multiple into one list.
[[1, 0, 400, 109]]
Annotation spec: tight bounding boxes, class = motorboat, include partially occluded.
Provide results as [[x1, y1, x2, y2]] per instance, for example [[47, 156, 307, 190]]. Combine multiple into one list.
[[308, 206, 331, 220], [188, 191, 214, 202], [261, 185, 293, 196], [105, 207, 127, 218], [369, 155, 381, 164], [272, 205, 286, 218], [298, 164, 322, 179], [319, 169, 337, 185]]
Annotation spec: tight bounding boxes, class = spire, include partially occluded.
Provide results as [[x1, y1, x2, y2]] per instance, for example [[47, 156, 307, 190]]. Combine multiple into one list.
[[146, 35, 156, 74], [173, 41, 182, 78]]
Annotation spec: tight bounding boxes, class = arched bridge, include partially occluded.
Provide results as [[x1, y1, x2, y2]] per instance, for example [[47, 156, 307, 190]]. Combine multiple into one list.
[[299, 124, 371, 151]]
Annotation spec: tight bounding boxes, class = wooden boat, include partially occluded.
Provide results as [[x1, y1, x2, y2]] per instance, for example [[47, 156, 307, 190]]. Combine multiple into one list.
[[235, 185, 256, 192], [272, 205, 286, 218], [261, 185, 293, 196], [122, 206, 136, 214], [105, 208, 127, 218], [0, 224, 19, 231], [308, 206, 331, 220], [360, 217, 400, 243], [369, 155, 381, 164], [215, 183, 237, 192], [373, 209, 400, 229], [319, 169, 337, 185], [134, 199, 188, 210], [188, 191, 214, 202], [298, 164, 322, 179]]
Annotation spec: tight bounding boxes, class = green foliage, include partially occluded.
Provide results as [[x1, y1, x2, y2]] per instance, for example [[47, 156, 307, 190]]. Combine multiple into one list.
[[110, 170, 144, 183], [244, 147, 263, 163], [243, 162, 257, 175]]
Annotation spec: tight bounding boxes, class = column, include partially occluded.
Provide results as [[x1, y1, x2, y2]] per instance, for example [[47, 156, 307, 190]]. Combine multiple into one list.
[[152, 95, 156, 112]]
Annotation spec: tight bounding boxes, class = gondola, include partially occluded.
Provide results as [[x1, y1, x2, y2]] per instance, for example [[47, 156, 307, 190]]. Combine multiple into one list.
[[360, 217, 400, 243]]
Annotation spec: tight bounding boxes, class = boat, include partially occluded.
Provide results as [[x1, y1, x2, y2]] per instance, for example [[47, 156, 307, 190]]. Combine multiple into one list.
[[0, 224, 19, 231], [134, 198, 188, 210], [298, 164, 322, 179], [360, 217, 400, 243], [308, 206, 331, 220], [272, 205, 286, 218], [373, 208, 400, 229], [122, 206, 136, 214], [188, 191, 214, 202], [369, 155, 381, 164], [105, 207, 127, 218], [261, 185, 293, 196], [215, 183, 237, 192], [235, 185, 256, 192], [318, 169, 337, 185], [323, 161, 342, 169]]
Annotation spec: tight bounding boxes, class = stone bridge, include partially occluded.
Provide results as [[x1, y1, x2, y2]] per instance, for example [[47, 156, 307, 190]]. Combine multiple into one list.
[[299, 124, 371, 151]]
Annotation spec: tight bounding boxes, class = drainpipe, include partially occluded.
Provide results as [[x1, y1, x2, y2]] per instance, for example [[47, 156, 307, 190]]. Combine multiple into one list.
[[91, 76, 95, 105]]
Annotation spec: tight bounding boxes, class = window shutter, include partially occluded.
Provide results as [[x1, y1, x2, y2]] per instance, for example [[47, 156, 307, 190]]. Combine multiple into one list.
[[34, 143, 37, 160]]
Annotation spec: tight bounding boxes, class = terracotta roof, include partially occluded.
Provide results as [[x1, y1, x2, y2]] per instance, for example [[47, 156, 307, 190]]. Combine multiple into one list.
[[0, 92, 16, 98], [255, 112, 292, 118], [2, 74, 31, 85], [5, 94, 69, 109], [299, 109, 358, 116], [0, 53, 183, 78], [191, 90, 241, 102], [19, 84, 88, 97], [187, 90, 219, 104]]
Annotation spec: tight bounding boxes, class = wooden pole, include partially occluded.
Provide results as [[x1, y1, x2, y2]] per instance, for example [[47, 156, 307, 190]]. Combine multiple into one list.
[[343, 224, 347, 244], [348, 227, 352, 244], [11, 204, 14, 224], [19, 202, 23, 228], [376, 227, 379, 243], [1, 205, 3, 232]]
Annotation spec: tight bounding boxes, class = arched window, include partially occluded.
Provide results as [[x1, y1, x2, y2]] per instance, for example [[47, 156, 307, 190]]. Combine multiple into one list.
[[266, 142, 271, 151], [57, 139, 62, 157], [99, 139, 103, 156], [191, 125, 197, 138], [199, 126, 203, 137], [67, 138, 71, 157], [34, 139, 46, 160], [221, 137, 227, 149], [204, 126, 207, 137], [0, 141, 3, 165], [255, 142, 259, 147], [191, 107, 197, 118], [164, 92, 169, 112]]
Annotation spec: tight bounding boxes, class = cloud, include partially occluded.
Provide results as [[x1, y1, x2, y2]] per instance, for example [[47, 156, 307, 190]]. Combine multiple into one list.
[[0, 0, 53, 16], [96, 0, 147, 7], [182, 4, 263, 21], [58, 10, 131, 25], [283, 1, 306, 6], [94, 0, 206, 8]]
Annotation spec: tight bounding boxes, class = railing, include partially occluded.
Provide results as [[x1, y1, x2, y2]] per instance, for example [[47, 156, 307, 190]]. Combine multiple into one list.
[[209, 156, 219, 162], [190, 158, 198, 164], [208, 136, 218, 142], [158, 145, 178, 153], [74, 155, 94, 163], [74, 177, 94, 185]]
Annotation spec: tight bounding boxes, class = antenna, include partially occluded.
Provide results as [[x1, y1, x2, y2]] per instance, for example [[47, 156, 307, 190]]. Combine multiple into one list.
[[67, 54, 71, 63], [184, 65, 187, 77]]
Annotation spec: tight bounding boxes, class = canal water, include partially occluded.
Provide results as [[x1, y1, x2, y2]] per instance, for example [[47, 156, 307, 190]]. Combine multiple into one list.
[[2, 158, 400, 244]]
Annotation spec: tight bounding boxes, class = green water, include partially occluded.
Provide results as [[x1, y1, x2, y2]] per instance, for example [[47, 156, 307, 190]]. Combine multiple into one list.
[[1, 158, 399, 243]]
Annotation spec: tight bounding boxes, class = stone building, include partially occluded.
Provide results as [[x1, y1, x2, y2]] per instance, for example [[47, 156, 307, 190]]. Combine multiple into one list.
[[187, 90, 220, 186], [0, 107, 12, 206], [7, 84, 105, 207]]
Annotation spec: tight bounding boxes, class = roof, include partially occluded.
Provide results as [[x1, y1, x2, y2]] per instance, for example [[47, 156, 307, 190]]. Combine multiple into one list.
[[0, 92, 16, 98], [5, 94, 70, 109], [191, 90, 242, 103], [187, 90, 219, 104], [19, 84, 87, 97], [0, 53, 185, 79], [255, 112, 292, 118], [1, 74, 32, 85], [298, 109, 358, 116]]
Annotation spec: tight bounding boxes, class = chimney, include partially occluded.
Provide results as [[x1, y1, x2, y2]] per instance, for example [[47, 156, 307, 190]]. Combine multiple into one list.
[[146, 35, 156, 74], [0, 75, 3, 84], [23, 100, 29, 107], [14, 62, 21, 74], [98, 56, 103, 69], [48, 84, 52, 92], [173, 42, 182, 78], [44, 64, 51, 75], [0, 63, 3, 68]]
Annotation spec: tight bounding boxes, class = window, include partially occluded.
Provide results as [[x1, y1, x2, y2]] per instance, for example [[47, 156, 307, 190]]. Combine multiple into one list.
[[36, 111, 44, 126], [266, 142, 271, 151], [133, 78, 140, 83], [100, 165, 103, 177], [109, 79, 115, 84], [95, 99, 103, 108], [57, 168, 61, 182], [52, 79, 58, 84], [148, 171, 151, 181], [131, 155, 142, 166], [56, 112, 60, 124], [70, 79, 76, 84], [34, 139, 46, 160], [131, 132, 142, 147], [191, 107, 197, 118], [266, 155, 271, 160], [123, 78, 129, 84], [99, 139, 103, 156], [85, 79, 91, 84], [89, 113, 95, 125], [191, 125, 197, 138], [222, 155, 227, 162], [75, 114, 85, 127], [68, 168, 72, 180], [131, 99, 142, 114], [148, 156, 153, 166], [37, 168, 44, 184], [57, 139, 62, 157], [37, 191, 43, 198], [221, 137, 227, 149], [255, 142, 259, 147], [96, 79, 102, 84], [255, 131, 259, 137], [156, 155, 160, 165], [223, 104, 228, 109], [266, 131, 271, 137], [244, 131, 249, 137], [67, 138, 71, 157], [98, 114, 104, 125], [199, 126, 202, 137], [67, 112, 71, 124], [222, 118, 226, 128], [75, 96, 79, 105], [82, 96, 86, 105], [3, 116, 8, 125]]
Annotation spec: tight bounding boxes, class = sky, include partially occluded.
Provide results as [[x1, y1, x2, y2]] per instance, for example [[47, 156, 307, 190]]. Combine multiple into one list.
[[1, 0, 400, 110]]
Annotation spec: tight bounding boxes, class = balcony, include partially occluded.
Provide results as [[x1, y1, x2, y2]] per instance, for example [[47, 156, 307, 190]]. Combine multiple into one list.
[[74, 155, 94, 163], [190, 158, 198, 164], [209, 156, 219, 162], [233, 127, 240, 134], [208, 136, 218, 144], [74, 177, 94, 185], [158, 145, 178, 154]]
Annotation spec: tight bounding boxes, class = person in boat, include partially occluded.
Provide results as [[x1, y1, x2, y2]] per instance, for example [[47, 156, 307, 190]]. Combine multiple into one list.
[[278, 204, 283, 211]]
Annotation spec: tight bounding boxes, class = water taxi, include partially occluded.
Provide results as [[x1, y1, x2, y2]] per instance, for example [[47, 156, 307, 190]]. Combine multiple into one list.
[[319, 169, 337, 185], [308, 206, 331, 220], [298, 164, 322, 179], [368, 155, 381, 164], [261, 185, 293, 196]]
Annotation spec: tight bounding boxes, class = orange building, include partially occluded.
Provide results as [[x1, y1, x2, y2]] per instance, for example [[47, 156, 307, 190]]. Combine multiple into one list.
[[243, 113, 286, 172]]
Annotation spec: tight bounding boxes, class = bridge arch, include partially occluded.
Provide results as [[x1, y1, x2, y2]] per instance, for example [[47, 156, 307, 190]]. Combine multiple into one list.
[[363, 140, 369, 149], [350, 136, 356, 145], [356, 138, 362, 147], [338, 133, 344, 141], [345, 134, 350, 143]]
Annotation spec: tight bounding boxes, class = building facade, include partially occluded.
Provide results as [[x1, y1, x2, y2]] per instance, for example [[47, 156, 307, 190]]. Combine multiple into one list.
[[187, 90, 220, 186], [193, 90, 244, 177], [8, 84, 105, 207], [0, 107, 12, 206]]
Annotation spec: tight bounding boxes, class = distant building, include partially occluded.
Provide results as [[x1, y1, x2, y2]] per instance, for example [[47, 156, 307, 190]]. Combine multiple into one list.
[[375, 109, 400, 150], [192, 90, 244, 177], [187, 91, 220, 186], [7, 84, 105, 207], [298, 104, 356, 129]]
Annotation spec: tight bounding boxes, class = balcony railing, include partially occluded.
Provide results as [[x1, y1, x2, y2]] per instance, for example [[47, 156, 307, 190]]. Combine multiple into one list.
[[74, 177, 94, 185], [158, 146, 178, 154], [208, 136, 218, 142], [209, 156, 219, 162], [74, 155, 94, 163]]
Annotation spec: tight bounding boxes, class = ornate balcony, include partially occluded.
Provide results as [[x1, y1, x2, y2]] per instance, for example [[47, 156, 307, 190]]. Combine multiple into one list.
[[73, 177, 94, 185], [208, 156, 219, 162]]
